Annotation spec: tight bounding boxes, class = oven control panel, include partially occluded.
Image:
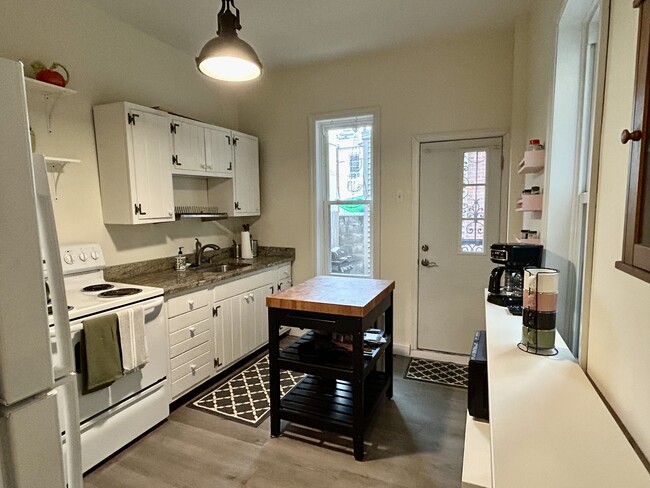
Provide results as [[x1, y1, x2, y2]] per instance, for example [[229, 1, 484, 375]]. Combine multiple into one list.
[[59, 243, 106, 274]]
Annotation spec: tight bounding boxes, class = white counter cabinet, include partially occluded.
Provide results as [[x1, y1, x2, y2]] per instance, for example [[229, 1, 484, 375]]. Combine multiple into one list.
[[166, 263, 291, 401], [463, 296, 650, 487]]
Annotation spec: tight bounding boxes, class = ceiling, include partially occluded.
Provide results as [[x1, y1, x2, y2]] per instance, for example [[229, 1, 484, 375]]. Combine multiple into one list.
[[82, 0, 533, 68]]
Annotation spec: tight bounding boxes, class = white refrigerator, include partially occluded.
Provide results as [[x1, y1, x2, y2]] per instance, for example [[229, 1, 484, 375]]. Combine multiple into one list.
[[0, 58, 82, 487]]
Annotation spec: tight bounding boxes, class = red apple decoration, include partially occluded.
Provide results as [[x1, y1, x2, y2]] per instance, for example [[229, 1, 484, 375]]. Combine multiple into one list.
[[30, 61, 70, 87]]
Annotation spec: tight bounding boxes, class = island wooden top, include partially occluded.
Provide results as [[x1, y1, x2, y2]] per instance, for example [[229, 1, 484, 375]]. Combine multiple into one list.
[[266, 276, 395, 317]]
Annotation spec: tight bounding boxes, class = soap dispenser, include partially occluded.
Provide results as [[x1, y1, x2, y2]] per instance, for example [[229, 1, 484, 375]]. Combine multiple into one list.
[[175, 247, 187, 271]]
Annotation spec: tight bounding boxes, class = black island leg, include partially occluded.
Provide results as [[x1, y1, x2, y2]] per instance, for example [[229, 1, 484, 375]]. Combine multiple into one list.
[[268, 307, 281, 437], [386, 293, 394, 399], [352, 326, 365, 460]]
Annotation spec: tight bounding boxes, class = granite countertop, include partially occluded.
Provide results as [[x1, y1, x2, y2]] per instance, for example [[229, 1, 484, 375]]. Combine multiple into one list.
[[104, 247, 294, 297]]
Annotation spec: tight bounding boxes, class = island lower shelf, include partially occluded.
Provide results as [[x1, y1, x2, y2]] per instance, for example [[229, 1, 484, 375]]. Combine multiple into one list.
[[280, 371, 390, 434]]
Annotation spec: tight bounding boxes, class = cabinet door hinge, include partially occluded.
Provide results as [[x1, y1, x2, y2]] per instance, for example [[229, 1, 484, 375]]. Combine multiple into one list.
[[226, 135, 231, 145], [227, 162, 232, 171], [127, 113, 139, 125], [212, 305, 221, 317], [214, 358, 222, 368], [234, 201, 240, 210], [172, 155, 180, 166], [170, 122, 179, 134], [134, 203, 146, 215], [232, 137, 238, 147]]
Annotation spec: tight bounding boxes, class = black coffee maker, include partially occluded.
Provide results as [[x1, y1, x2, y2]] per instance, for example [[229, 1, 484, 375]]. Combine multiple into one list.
[[487, 243, 543, 306]]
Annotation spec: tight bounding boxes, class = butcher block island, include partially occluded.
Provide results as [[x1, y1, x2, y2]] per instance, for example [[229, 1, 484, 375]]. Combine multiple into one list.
[[266, 276, 395, 460]]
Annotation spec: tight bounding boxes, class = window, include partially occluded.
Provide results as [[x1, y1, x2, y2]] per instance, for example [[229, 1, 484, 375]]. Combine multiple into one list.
[[460, 150, 487, 253], [617, 0, 650, 283], [313, 111, 379, 277]]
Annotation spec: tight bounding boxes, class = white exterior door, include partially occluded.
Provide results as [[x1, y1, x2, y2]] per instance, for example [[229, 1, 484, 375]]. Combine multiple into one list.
[[171, 119, 205, 173], [417, 138, 502, 354], [232, 131, 260, 215], [205, 126, 234, 177], [130, 110, 174, 221]]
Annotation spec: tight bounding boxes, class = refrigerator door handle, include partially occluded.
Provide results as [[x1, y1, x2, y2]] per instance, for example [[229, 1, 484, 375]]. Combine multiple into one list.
[[32, 154, 74, 376], [55, 374, 82, 488]]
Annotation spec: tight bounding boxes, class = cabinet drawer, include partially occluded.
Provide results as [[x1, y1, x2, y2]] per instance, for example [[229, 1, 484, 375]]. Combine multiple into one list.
[[168, 306, 210, 334], [167, 289, 209, 318], [171, 355, 212, 398], [169, 319, 211, 358], [170, 342, 212, 381]]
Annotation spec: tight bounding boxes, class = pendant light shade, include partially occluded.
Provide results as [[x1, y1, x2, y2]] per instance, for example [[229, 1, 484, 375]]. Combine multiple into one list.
[[196, 0, 262, 82]]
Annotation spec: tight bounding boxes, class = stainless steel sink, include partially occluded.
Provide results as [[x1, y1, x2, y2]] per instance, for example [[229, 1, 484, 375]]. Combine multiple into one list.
[[191, 263, 252, 273]]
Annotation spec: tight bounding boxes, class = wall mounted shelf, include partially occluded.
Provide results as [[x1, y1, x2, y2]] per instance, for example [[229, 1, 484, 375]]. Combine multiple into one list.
[[24, 77, 76, 133], [518, 149, 545, 174], [516, 194, 543, 212], [42, 156, 79, 200]]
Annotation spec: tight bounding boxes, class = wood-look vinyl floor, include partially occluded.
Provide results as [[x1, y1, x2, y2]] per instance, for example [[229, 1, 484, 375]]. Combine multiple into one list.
[[84, 343, 467, 488]]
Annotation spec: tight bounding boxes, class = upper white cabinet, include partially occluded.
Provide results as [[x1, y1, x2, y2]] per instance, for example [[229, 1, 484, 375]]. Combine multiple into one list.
[[93, 102, 174, 224], [208, 131, 260, 217], [170, 118, 205, 174], [204, 126, 234, 177], [233, 131, 260, 215]]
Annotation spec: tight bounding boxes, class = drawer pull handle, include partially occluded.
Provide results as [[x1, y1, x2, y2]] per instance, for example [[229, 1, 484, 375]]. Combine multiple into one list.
[[191, 364, 197, 374], [189, 326, 196, 336]]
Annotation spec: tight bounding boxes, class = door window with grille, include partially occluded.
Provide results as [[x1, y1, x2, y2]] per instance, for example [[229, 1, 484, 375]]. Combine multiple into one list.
[[314, 112, 378, 277]]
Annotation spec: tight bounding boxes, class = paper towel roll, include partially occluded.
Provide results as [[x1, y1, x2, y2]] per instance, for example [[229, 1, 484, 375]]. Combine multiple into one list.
[[241, 231, 253, 259]]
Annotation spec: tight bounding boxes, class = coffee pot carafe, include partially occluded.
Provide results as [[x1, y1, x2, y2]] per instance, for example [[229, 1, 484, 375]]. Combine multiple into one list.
[[487, 243, 543, 307]]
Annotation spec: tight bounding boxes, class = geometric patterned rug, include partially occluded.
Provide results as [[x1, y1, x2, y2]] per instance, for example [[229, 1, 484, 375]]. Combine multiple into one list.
[[404, 358, 468, 389], [189, 355, 305, 427]]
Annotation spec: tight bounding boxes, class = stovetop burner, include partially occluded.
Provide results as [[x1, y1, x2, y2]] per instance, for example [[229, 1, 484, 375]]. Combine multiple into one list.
[[97, 288, 143, 298], [47, 305, 74, 315], [82, 284, 115, 293]]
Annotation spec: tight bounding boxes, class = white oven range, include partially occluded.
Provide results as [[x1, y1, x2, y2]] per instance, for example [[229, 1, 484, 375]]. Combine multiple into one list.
[[49, 243, 169, 473]]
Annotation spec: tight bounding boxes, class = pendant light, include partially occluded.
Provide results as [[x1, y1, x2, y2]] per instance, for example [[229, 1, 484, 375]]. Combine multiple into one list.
[[196, 0, 262, 82]]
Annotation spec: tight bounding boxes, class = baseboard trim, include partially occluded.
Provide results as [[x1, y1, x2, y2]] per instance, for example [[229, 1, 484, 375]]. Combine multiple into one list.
[[393, 343, 411, 357], [410, 349, 469, 365]]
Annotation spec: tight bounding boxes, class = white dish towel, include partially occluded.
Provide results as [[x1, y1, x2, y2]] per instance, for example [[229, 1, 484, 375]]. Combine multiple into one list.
[[116, 307, 149, 373]]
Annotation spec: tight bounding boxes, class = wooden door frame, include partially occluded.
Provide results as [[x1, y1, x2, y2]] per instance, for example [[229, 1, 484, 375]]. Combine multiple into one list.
[[410, 129, 510, 354]]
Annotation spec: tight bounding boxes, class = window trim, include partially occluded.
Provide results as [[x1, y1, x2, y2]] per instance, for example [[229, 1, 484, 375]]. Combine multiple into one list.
[[310, 108, 381, 278], [616, 0, 650, 283]]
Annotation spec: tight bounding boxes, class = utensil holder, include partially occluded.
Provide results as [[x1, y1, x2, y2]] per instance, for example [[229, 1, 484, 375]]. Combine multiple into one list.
[[518, 267, 559, 356]]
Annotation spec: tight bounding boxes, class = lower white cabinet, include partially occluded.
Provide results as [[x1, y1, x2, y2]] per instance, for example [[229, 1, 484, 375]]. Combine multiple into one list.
[[165, 263, 292, 403], [166, 289, 214, 400]]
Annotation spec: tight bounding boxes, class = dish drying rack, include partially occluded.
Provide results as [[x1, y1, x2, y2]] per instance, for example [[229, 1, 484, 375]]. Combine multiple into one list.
[[174, 206, 228, 221]]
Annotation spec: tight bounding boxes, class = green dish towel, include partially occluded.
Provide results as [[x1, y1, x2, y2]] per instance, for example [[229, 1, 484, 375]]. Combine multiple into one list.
[[81, 314, 123, 394]]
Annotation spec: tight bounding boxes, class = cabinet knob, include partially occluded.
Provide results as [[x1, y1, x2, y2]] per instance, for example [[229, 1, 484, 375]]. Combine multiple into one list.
[[250, 293, 254, 301], [207, 164, 213, 170], [188, 299, 194, 308], [621, 129, 642, 144], [244, 296, 249, 303], [190, 364, 196, 374], [189, 326, 196, 336]]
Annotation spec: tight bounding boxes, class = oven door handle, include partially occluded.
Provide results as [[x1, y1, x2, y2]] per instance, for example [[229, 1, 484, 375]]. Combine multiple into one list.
[[69, 296, 164, 333]]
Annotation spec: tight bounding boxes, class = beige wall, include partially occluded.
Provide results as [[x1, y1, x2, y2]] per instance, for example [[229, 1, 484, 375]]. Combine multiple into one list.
[[237, 31, 515, 348], [587, 3, 650, 458], [0, 0, 242, 265]]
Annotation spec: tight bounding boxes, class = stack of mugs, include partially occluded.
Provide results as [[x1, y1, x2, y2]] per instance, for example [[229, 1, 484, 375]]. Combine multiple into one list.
[[520, 267, 559, 355]]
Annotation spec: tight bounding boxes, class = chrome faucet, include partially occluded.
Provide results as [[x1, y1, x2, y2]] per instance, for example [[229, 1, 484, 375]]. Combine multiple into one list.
[[193, 238, 221, 267]]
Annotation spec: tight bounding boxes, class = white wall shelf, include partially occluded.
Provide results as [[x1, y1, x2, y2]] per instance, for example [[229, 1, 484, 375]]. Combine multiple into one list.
[[24, 77, 76, 133]]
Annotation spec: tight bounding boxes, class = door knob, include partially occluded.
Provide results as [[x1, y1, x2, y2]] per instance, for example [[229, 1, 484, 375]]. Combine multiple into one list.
[[421, 258, 439, 268]]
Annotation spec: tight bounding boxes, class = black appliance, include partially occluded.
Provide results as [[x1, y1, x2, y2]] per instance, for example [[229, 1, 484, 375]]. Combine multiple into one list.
[[487, 243, 543, 307], [468, 330, 489, 421]]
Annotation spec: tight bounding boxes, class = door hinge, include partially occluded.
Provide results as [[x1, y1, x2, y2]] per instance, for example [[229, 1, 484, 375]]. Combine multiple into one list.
[[226, 135, 231, 145], [172, 155, 179, 166], [232, 137, 239, 147], [127, 113, 139, 125], [234, 201, 240, 210], [227, 162, 232, 171], [134, 203, 146, 215], [214, 358, 222, 368], [212, 305, 221, 317], [170, 122, 179, 134]]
